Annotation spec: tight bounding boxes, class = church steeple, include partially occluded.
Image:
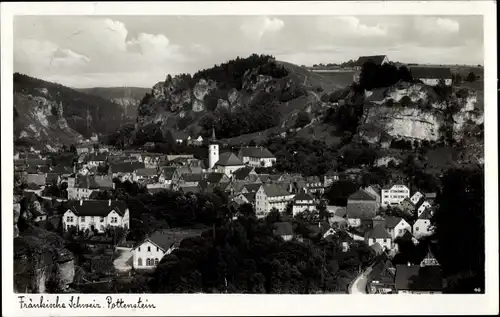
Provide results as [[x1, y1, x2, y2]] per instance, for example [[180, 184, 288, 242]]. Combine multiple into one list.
[[211, 126, 217, 142]]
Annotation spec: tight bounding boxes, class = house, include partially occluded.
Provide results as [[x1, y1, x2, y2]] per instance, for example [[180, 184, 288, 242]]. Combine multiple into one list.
[[143, 142, 156, 150], [420, 248, 440, 267], [273, 222, 294, 241], [123, 150, 143, 162], [173, 131, 189, 144], [205, 172, 230, 185], [76, 145, 93, 155], [232, 167, 259, 182], [132, 229, 202, 269], [384, 216, 412, 240], [381, 184, 410, 208], [364, 184, 382, 208], [233, 192, 255, 206], [346, 189, 378, 227], [238, 146, 276, 167], [318, 222, 336, 239], [323, 170, 340, 187], [410, 191, 424, 205], [85, 153, 107, 167], [423, 192, 437, 204], [395, 264, 443, 294], [158, 167, 181, 185], [45, 173, 61, 186], [142, 153, 165, 168], [368, 259, 397, 294], [179, 173, 204, 186], [354, 55, 389, 70], [413, 209, 434, 238], [303, 176, 325, 195], [399, 197, 416, 215], [213, 152, 246, 177], [365, 224, 392, 250], [109, 162, 145, 182], [31, 206, 48, 223], [410, 67, 453, 86], [62, 199, 130, 233], [242, 183, 263, 194], [255, 184, 295, 218], [135, 168, 159, 183], [67, 175, 114, 200], [188, 135, 204, 146], [292, 190, 317, 216], [416, 199, 433, 217]]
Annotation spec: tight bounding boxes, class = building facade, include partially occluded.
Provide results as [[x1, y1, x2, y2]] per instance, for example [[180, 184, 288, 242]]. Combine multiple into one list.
[[381, 184, 410, 207]]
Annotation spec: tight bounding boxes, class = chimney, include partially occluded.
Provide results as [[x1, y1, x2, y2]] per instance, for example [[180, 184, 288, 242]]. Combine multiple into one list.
[[80, 199, 83, 206], [108, 199, 112, 206]]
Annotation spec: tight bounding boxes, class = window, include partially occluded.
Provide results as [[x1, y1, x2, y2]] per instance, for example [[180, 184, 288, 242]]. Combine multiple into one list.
[[383, 239, 387, 243], [100, 217, 104, 222], [415, 227, 419, 231], [399, 229, 402, 234], [157, 247, 159, 252], [155, 258, 159, 266], [372, 238, 376, 243], [138, 247, 141, 252], [148, 246, 151, 252], [66, 216, 73, 222], [137, 258, 142, 266], [146, 258, 151, 266], [80, 216, 85, 222], [91, 216, 94, 222]]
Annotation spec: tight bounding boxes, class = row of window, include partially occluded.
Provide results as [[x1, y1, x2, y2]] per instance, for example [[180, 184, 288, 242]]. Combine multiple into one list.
[[372, 238, 390, 243], [66, 216, 118, 223], [138, 246, 161, 252], [137, 258, 159, 266]]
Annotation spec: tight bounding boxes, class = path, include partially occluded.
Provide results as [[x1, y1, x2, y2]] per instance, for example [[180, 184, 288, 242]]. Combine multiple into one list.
[[113, 247, 133, 272], [348, 262, 377, 294]]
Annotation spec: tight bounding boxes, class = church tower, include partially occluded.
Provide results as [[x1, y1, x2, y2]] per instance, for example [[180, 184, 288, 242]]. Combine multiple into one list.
[[208, 127, 219, 170]]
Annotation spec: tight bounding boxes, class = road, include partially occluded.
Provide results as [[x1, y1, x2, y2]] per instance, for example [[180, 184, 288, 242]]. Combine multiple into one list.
[[113, 247, 133, 272], [348, 263, 376, 294]]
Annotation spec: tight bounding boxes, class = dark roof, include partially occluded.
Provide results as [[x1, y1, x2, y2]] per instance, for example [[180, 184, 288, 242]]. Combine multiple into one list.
[[232, 167, 254, 180], [205, 172, 226, 184], [410, 66, 452, 79], [294, 190, 314, 202], [355, 55, 388, 66], [244, 183, 263, 193], [45, 173, 60, 184], [181, 173, 204, 182], [273, 222, 294, 236], [348, 189, 376, 201], [365, 224, 392, 239], [161, 167, 178, 180], [74, 175, 100, 189], [239, 147, 275, 158], [180, 185, 200, 194], [418, 209, 432, 219], [110, 162, 145, 173], [25, 183, 42, 190], [384, 216, 403, 229], [242, 192, 255, 203], [67, 200, 128, 217], [136, 168, 158, 177], [395, 265, 443, 292], [142, 229, 203, 252], [346, 200, 377, 220], [261, 184, 292, 197], [215, 152, 244, 166], [87, 153, 107, 162]]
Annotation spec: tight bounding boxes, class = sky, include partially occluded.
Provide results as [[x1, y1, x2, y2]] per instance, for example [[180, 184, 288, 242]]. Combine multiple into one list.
[[14, 15, 483, 88]]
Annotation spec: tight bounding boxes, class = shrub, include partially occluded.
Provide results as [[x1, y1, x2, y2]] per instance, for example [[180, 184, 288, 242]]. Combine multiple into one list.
[[400, 96, 412, 107]]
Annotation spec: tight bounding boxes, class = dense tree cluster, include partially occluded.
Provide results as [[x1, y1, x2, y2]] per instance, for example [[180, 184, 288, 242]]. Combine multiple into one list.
[[432, 167, 484, 293], [193, 54, 288, 90], [358, 62, 413, 91], [147, 213, 375, 293], [264, 137, 337, 177], [323, 180, 359, 206]]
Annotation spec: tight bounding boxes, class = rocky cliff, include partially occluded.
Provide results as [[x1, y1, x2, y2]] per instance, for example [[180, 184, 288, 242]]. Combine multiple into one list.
[[14, 73, 130, 146], [14, 226, 75, 293], [358, 82, 483, 144]]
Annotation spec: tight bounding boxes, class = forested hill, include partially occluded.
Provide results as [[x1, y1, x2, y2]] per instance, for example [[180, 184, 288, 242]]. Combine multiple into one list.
[[13, 73, 132, 146]]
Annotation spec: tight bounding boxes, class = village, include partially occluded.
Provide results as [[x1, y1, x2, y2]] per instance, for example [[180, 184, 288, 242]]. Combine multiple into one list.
[[15, 121, 443, 295]]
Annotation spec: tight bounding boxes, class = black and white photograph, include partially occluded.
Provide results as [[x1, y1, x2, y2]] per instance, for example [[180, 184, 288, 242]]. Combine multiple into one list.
[[2, 1, 498, 316]]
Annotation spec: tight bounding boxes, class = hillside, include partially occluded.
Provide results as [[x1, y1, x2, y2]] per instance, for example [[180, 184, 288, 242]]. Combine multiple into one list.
[[13, 73, 132, 146], [117, 55, 351, 147], [76, 87, 150, 119]]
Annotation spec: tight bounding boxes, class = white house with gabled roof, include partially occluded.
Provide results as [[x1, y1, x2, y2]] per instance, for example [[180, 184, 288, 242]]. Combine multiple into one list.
[[62, 199, 129, 233], [381, 184, 410, 207]]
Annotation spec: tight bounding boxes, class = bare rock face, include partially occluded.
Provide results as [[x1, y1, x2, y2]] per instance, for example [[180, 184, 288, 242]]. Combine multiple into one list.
[[14, 227, 75, 293]]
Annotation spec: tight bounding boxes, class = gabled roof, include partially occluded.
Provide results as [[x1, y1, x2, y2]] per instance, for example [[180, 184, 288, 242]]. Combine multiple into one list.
[[421, 248, 440, 266], [294, 190, 314, 202], [180, 185, 200, 194], [410, 67, 452, 80], [181, 173, 204, 182], [243, 183, 263, 193], [418, 209, 432, 220], [348, 189, 376, 201], [241, 192, 255, 203], [258, 174, 271, 183], [142, 229, 203, 252], [232, 167, 254, 180], [67, 200, 128, 217], [239, 147, 275, 158], [273, 222, 293, 236], [136, 168, 158, 177], [87, 153, 107, 162], [260, 184, 292, 197], [205, 172, 227, 184], [365, 224, 392, 239], [395, 265, 443, 291], [45, 173, 60, 184], [161, 167, 178, 180], [384, 216, 403, 229], [355, 55, 388, 66], [215, 152, 244, 166], [110, 162, 145, 173]]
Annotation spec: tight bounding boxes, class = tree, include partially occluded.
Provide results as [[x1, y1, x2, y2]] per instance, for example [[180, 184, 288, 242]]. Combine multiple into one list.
[[324, 180, 358, 206], [466, 72, 476, 82], [317, 200, 330, 222]]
